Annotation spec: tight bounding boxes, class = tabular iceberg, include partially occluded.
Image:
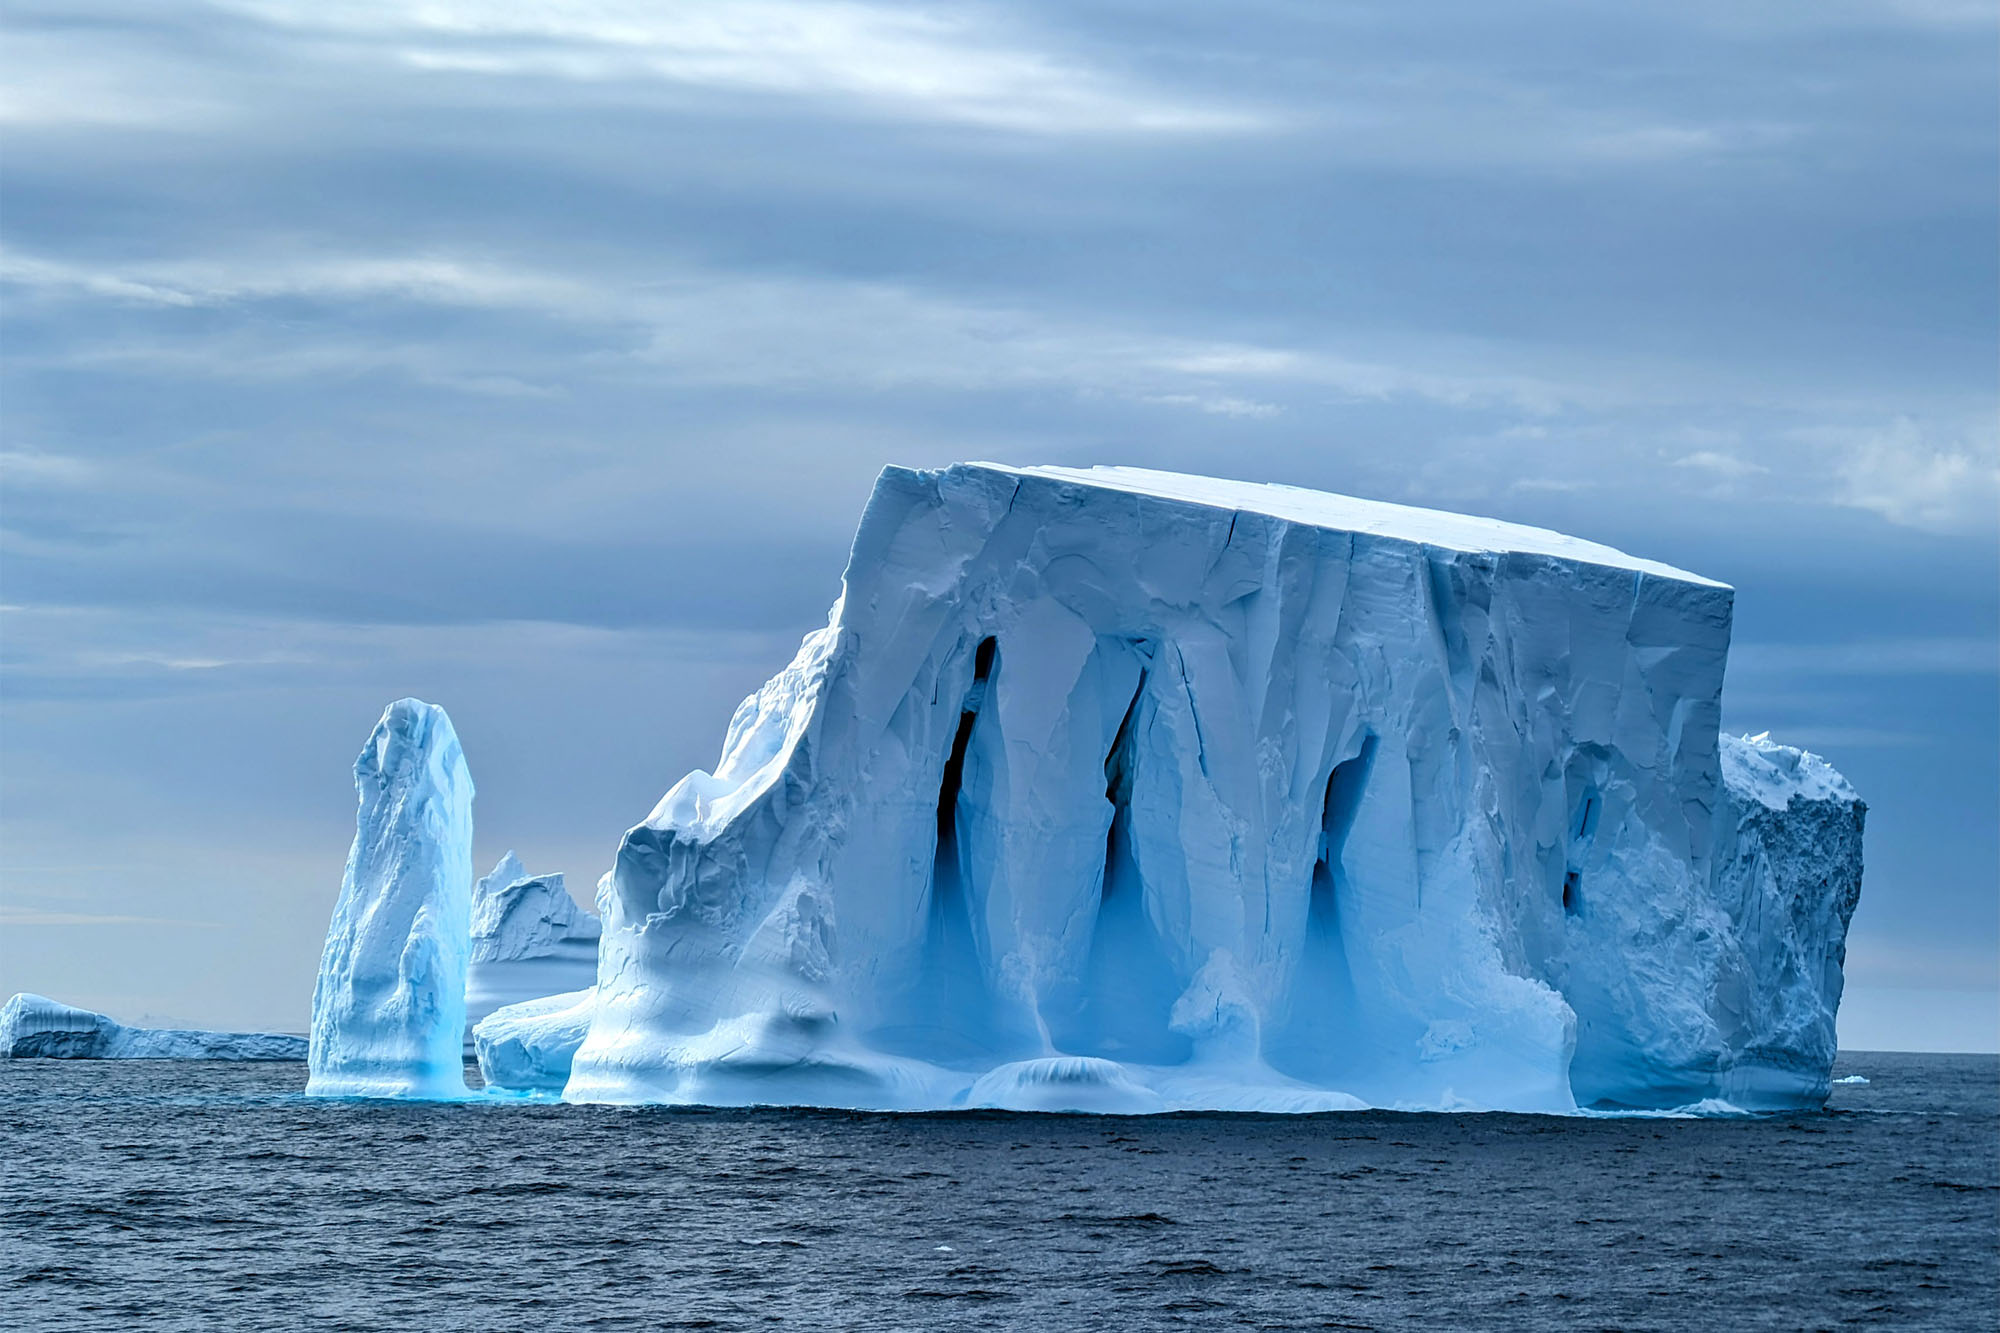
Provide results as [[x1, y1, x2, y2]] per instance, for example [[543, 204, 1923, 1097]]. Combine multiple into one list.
[[563, 463, 1863, 1113], [307, 698, 476, 1099], [464, 852, 599, 1044], [1, 993, 306, 1061]]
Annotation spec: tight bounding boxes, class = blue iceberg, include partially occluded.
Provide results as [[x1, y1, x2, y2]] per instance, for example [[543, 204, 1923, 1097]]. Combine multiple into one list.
[[307, 698, 476, 1099]]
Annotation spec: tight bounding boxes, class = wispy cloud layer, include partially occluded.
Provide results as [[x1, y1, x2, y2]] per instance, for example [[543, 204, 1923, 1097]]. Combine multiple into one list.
[[0, 244, 1569, 411], [1730, 636, 1998, 677], [207, 0, 1273, 135], [13, 239, 1990, 536], [1826, 419, 2000, 535]]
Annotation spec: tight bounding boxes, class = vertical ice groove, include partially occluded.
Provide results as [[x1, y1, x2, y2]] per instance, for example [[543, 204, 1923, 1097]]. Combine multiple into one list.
[[901, 633, 1000, 1060], [1054, 657, 1192, 1065]]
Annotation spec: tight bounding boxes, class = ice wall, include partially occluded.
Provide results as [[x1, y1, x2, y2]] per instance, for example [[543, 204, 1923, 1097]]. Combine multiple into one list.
[[307, 698, 475, 1099], [1704, 733, 1866, 1108], [1, 993, 306, 1060], [465, 852, 599, 1043], [566, 464, 1856, 1112]]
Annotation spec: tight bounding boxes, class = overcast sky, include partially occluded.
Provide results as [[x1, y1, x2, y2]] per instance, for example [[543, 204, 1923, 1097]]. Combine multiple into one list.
[[2, 0, 1994, 1051]]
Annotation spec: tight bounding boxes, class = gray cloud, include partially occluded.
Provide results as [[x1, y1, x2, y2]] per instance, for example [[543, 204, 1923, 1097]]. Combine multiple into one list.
[[0, 0, 1993, 1043]]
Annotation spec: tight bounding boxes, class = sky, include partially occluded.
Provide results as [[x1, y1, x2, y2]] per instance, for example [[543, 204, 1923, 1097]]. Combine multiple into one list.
[[1, 0, 1994, 1052]]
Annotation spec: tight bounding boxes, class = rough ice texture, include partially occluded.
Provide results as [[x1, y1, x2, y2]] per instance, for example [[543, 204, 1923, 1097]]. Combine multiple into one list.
[[552, 463, 1860, 1112], [473, 989, 595, 1093], [1, 993, 306, 1061], [307, 699, 476, 1099], [464, 852, 600, 1044], [1706, 734, 1865, 1108]]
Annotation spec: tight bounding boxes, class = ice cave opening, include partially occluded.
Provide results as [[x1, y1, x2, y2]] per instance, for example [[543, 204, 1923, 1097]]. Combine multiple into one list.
[[903, 634, 1006, 1063]]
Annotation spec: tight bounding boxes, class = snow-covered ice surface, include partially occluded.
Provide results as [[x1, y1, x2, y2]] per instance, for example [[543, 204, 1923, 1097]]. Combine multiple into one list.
[[307, 699, 476, 1099], [566, 463, 1864, 1113], [0, 993, 305, 1061], [1013, 465, 1725, 587], [465, 852, 599, 1045]]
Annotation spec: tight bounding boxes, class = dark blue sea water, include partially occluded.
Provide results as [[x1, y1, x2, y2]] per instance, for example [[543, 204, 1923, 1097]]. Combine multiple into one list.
[[2, 1051, 1993, 1331]]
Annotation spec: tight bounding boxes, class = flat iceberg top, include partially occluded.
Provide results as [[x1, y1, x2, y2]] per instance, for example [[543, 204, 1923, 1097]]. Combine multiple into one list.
[[989, 464, 1727, 588]]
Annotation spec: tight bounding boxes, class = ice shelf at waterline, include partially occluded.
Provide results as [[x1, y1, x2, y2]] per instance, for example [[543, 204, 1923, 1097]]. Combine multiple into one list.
[[307, 699, 475, 1098], [474, 988, 596, 1093], [558, 463, 1863, 1113], [1, 993, 305, 1061]]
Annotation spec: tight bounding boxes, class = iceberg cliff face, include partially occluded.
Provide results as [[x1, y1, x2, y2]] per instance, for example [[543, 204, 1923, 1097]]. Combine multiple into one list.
[[465, 852, 600, 1043], [566, 464, 1857, 1112], [307, 698, 475, 1099], [1, 993, 306, 1061], [1704, 733, 1865, 1108]]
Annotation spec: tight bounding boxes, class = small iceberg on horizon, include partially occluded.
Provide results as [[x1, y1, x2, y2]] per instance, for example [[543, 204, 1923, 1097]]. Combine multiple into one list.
[[0, 992, 305, 1061]]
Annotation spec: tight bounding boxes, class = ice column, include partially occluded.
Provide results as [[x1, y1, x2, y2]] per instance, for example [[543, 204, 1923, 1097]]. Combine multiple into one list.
[[307, 698, 476, 1098]]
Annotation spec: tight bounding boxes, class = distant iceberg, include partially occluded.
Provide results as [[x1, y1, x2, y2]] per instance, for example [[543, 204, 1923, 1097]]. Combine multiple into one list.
[[1, 993, 304, 1061], [465, 852, 598, 1044]]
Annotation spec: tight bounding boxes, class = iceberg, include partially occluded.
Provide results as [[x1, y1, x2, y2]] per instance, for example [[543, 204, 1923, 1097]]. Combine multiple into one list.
[[307, 698, 475, 1099], [562, 463, 1864, 1112], [1, 993, 306, 1060], [1706, 732, 1865, 1108], [472, 988, 595, 1093], [465, 852, 599, 1043]]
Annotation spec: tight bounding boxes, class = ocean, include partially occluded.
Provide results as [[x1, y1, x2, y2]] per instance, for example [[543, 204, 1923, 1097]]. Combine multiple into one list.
[[2, 1051, 1993, 1331]]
